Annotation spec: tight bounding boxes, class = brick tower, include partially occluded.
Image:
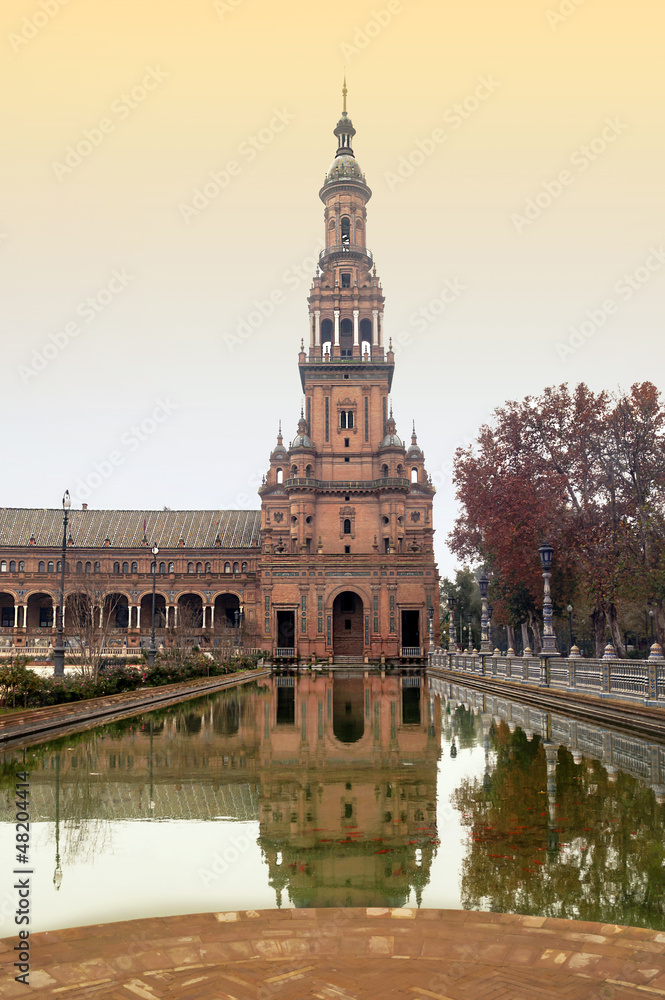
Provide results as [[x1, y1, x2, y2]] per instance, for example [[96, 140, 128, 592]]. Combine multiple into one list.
[[259, 85, 439, 661]]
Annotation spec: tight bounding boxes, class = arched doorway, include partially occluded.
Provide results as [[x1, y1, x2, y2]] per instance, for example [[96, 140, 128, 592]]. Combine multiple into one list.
[[332, 676, 364, 743], [332, 591, 363, 657], [26, 593, 53, 630], [0, 593, 16, 629], [140, 592, 166, 629], [214, 593, 240, 628]]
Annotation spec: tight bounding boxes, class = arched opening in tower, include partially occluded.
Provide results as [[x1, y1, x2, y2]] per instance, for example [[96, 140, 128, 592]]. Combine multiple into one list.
[[340, 318, 353, 357], [332, 590, 364, 657]]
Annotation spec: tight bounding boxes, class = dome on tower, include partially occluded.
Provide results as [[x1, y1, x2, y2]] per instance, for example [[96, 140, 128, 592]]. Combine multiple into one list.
[[290, 412, 314, 450], [325, 153, 366, 185], [380, 411, 403, 449], [407, 422, 423, 458]]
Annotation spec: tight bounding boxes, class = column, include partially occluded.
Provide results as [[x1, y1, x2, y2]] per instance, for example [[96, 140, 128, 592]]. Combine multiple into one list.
[[173, 605, 178, 627], [136, 605, 141, 629], [314, 310, 320, 347], [12, 605, 17, 628], [23, 604, 28, 629], [353, 309, 359, 347], [372, 309, 378, 345], [201, 606, 206, 629], [128, 606, 134, 629], [210, 605, 215, 628], [333, 310, 340, 347]]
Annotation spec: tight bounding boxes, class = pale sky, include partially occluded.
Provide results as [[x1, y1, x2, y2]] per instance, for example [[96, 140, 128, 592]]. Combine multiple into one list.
[[2, 0, 663, 579]]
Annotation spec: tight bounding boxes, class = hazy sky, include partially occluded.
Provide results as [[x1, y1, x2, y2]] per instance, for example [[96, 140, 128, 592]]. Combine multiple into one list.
[[2, 0, 663, 578]]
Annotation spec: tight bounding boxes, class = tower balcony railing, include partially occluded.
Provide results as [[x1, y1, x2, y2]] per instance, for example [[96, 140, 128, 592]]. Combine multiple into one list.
[[319, 244, 373, 267], [281, 476, 410, 493]]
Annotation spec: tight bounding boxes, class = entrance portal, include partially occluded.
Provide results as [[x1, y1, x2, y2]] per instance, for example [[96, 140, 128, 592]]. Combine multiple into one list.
[[332, 591, 363, 657]]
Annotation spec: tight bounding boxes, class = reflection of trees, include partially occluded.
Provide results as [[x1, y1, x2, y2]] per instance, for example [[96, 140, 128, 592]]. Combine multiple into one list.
[[451, 718, 665, 929]]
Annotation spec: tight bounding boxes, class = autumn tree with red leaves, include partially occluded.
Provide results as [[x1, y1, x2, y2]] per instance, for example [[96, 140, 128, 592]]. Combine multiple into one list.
[[449, 382, 665, 657]]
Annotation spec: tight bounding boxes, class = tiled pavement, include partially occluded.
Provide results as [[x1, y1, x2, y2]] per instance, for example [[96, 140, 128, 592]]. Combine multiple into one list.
[[3, 908, 665, 999]]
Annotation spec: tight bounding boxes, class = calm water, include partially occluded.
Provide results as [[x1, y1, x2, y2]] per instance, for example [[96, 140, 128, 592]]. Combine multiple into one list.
[[1, 670, 664, 933]]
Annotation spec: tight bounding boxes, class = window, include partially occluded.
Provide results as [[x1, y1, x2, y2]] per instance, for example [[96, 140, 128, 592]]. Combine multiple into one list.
[[47, 561, 54, 573], [159, 562, 166, 574], [114, 562, 120, 574], [204, 562, 211, 573], [241, 562, 248, 572], [85, 562, 92, 573], [233, 562, 240, 574], [1, 606, 13, 627], [168, 562, 175, 573], [382, 464, 389, 479], [196, 562, 203, 573], [122, 562, 129, 574], [8, 560, 17, 573], [344, 438, 350, 448], [341, 272, 351, 288], [341, 215, 351, 246], [291, 465, 298, 477], [224, 562, 231, 573], [276, 468, 283, 484], [39, 561, 45, 573], [344, 545, 351, 554], [76, 561, 83, 573], [343, 519, 351, 535], [0, 561, 6, 573], [384, 538, 390, 553], [344, 803, 353, 819], [94, 562, 100, 573], [344, 456, 350, 463], [305, 464, 312, 478], [347, 411, 354, 429], [340, 411, 347, 429], [131, 562, 138, 574], [18, 561, 24, 572], [39, 607, 52, 628], [411, 467, 418, 483], [188, 563, 194, 573]]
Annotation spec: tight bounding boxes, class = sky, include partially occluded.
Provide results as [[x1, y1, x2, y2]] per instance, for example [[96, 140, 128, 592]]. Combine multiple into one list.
[[2, 0, 664, 579]]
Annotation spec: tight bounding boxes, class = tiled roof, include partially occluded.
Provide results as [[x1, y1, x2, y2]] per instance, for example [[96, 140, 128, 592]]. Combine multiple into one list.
[[0, 509, 261, 550]]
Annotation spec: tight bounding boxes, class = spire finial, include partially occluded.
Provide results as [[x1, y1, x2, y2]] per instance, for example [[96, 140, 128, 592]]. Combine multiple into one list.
[[342, 72, 348, 114], [389, 399, 393, 418], [277, 419, 283, 445]]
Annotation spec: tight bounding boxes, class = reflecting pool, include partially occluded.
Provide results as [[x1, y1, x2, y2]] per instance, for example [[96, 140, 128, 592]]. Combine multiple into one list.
[[1, 670, 664, 933]]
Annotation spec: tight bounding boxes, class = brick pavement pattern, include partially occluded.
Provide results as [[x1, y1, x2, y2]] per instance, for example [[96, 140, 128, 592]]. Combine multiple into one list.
[[3, 908, 665, 999]]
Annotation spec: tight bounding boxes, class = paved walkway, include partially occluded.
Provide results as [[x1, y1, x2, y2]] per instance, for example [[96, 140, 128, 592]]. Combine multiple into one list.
[[3, 908, 665, 998]]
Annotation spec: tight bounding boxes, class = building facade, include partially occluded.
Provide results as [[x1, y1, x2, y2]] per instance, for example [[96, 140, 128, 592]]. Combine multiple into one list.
[[0, 96, 439, 662]]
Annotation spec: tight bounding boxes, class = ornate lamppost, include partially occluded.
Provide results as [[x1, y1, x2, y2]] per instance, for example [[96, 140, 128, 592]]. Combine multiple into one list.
[[649, 609, 655, 646], [234, 605, 244, 647], [538, 542, 559, 656], [53, 490, 71, 677], [148, 544, 159, 666], [567, 604, 574, 653], [428, 604, 434, 651], [478, 575, 492, 653], [467, 613, 473, 653], [447, 595, 455, 653]]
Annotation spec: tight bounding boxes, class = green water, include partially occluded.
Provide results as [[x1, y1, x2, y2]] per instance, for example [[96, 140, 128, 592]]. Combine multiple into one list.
[[1, 671, 663, 932]]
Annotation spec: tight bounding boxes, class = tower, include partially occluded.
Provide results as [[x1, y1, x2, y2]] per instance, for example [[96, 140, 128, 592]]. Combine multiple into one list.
[[259, 86, 438, 661]]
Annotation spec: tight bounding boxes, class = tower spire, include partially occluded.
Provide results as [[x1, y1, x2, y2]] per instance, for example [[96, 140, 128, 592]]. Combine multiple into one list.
[[342, 73, 348, 114]]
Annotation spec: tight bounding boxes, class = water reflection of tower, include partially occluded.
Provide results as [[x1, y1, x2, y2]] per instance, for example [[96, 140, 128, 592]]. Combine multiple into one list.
[[257, 670, 440, 908]]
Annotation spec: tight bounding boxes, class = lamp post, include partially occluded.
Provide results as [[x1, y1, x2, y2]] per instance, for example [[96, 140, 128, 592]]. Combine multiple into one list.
[[148, 545, 159, 666], [649, 609, 655, 646], [447, 595, 455, 653], [235, 606, 245, 647], [467, 613, 473, 653], [478, 575, 491, 653], [538, 542, 559, 656], [567, 604, 573, 653], [53, 490, 71, 677], [428, 604, 434, 652]]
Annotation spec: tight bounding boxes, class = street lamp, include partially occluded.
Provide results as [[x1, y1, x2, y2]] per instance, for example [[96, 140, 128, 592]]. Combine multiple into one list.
[[447, 595, 455, 653], [478, 575, 491, 653], [53, 490, 71, 677], [649, 609, 655, 646], [428, 604, 434, 651], [467, 613, 473, 653], [148, 545, 159, 666], [538, 542, 559, 656], [234, 605, 244, 647], [567, 604, 574, 653]]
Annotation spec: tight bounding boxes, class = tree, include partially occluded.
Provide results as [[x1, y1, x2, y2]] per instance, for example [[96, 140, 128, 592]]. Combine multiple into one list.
[[64, 579, 127, 680], [449, 382, 665, 656]]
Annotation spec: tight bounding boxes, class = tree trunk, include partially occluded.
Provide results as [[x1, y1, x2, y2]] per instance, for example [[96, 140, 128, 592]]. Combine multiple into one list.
[[605, 604, 625, 658], [506, 624, 516, 652], [591, 603, 606, 658], [520, 621, 530, 653], [528, 611, 542, 654]]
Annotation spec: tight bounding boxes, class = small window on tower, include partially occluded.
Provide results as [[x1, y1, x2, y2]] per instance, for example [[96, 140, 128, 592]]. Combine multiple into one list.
[[341, 273, 351, 288], [344, 438, 350, 448], [344, 456, 350, 463], [347, 411, 354, 429], [344, 545, 351, 554], [343, 519, 351, 535]]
